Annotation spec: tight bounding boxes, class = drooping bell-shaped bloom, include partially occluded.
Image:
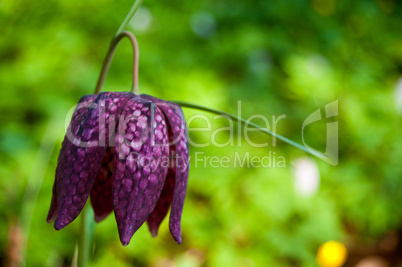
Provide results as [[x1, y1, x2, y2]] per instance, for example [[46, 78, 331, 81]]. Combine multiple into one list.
[[47, 92, 189, 245]]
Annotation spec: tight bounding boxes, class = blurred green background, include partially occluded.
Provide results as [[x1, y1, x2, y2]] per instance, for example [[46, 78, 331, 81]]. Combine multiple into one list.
[[1, 0, 402, 266]]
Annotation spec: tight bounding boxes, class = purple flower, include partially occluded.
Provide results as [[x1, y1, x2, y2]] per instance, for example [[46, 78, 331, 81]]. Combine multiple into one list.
[[47, 92, 190, 246]]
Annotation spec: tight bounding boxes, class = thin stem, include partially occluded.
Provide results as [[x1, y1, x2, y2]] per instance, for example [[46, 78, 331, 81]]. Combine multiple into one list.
[[172, 101, 327, 159], [78, 203, 95, 267], [94, 31, 140, 95], [115, 0, 144, 37]]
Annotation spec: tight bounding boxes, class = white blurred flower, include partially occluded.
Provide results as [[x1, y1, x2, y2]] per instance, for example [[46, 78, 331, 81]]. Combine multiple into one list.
[[129, 7, 153, 34], [248, 49, 272, 75], [293, 157, 320, 197], [190, 11, 216, 38], [395, 77, 402, 114], [354, 256, 388, 267]]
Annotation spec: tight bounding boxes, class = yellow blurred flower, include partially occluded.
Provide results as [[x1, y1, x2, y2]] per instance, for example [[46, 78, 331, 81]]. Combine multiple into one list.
[[317, 241, 347, 267]]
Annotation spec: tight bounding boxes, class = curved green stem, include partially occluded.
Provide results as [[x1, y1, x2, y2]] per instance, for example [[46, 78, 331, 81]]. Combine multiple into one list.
[[95, 0, 143, 94], [172, 101, 327, 160], [115, 0, 144, 37], [94, 31, 139, 94]]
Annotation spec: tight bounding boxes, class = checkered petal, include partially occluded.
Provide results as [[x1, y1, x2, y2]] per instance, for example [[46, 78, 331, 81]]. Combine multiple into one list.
[[48, 92, 133, 230], [113, 96, 169, 246], [141, 95, 190, 244]]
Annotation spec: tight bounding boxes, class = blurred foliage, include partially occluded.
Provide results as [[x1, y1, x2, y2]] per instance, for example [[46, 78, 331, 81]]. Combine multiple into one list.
[[1, 0, 402, 266]]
